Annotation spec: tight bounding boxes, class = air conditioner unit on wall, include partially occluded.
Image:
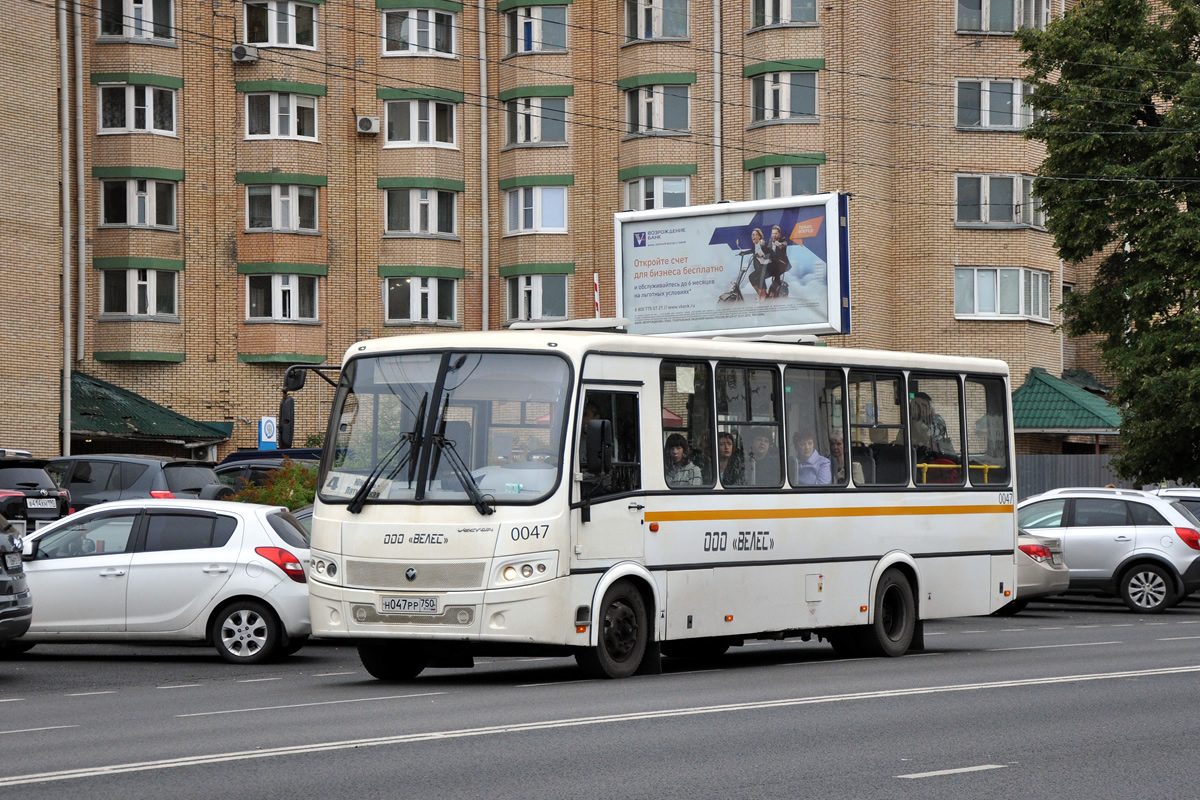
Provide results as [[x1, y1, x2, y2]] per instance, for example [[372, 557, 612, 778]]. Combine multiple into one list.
[[232, 44, 259, 63], [356, 116, 381, 135]]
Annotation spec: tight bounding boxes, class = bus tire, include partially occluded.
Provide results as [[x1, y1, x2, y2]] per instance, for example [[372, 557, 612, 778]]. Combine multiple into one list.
[[865, 569, 916, 657], [575, 580, 647, 679], [358, 641, 428, 681]]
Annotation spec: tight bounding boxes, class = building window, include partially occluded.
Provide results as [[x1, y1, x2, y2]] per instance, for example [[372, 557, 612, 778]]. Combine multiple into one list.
[[751, 0, 816, 27], [99, 85, 175, 135], [383, 9, 454, 55], [385, 99, 456, 147], [505, 186, 567, 234], [245, 1, 316, 48], [507, 274, 567, 321], [100, 179, 176, 228], [385, 277, 456, 323], [624, 176, 689, 211], [751, 73, 816, 123], [247, 274, 318, 321], [625, 0, 687, 40], [955, 267, 1051, 321], [626, 85, 689, 134], [1019, 0, 1050, 30], [102, 269, 177, 316], [245, 93, 317, 139], [956, 79, 1028, 129], [957, 0, 1015, 33], [385, 188, 456, 236], [245, 185, 318, 232], [100, 0, 173, 39], [506, 6, 567, 54], [751, 166, 818, 199], [505, 97, 567, 145], [956, 175, 1044, 227]]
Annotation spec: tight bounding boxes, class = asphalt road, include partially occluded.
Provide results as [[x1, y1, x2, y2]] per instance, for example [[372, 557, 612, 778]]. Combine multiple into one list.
[[4, 594, 1200, 799]]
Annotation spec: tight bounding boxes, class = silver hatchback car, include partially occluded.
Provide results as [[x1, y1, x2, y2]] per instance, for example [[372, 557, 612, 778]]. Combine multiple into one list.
[[1018, 487, 1200, 613]]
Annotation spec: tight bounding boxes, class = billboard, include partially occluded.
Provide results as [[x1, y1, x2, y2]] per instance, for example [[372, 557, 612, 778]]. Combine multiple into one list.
[[614, 193, 849, 337]]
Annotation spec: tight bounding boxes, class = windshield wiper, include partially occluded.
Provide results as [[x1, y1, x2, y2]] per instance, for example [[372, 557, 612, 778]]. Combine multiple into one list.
[[347, 393, 427, 514], [429, 396, 494, 516]]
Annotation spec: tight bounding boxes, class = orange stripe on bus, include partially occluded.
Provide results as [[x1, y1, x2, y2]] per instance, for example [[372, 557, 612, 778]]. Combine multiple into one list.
[[643, 505, 1013, 522]]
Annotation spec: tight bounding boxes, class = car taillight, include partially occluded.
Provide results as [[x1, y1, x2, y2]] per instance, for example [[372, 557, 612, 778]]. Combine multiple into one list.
[[149, 490, 175, 499], [1018, 543, 1053, 562], [0, 490, 23, 499], [1175, 527, 1200, 551], [255, 546, 307, 583]]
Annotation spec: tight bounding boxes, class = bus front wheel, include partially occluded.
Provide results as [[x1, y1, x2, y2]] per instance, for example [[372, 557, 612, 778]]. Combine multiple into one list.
[[358, 641, 428, 681], [866, 569, 916, 657], [576, 580, 648, 679]]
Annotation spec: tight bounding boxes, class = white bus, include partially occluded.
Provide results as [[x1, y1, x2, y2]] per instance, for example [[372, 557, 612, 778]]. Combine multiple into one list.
[[299, 327, 1018, 680]]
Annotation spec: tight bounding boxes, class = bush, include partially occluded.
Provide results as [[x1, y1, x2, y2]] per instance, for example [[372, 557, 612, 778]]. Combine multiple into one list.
[[229, 458, 316, 511]]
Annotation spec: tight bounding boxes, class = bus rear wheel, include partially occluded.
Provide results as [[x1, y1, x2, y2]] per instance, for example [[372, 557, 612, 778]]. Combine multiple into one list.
[[358, 641, 428, 681], [865, 569, 916, 657], [576, 580, 647, 679]]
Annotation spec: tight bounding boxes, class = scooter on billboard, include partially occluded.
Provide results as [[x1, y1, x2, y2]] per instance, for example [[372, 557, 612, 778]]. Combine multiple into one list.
[[717, 240, 790, 303]]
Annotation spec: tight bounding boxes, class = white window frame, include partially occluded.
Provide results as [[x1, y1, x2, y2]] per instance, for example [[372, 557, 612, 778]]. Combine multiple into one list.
[[956, 78, 1028, 130], [245, 184, 319, 232], [751, 166, 818, 199], [246, 274, 318, 321], [245, 93, 318, 140], [625, 0, 688, 40], [99, 0, 173, 40], [506, 6, 568, 54], [505, 96, 568, 145], [101, 268, 177, 317], [384, 276, 458, 324], [384, 188, 457, 236], [955, 266, 1051, 321], [98, 84, 176, 135], [507, 274, 568, 322], [244, 1, 317, 49], [504, 186, 568, 235], [624, 176, 689, 211], [956, 174, 1044, 227], [384, 99, 457, 147], [382, 9, 455, 56], [750, 72, 817, 123], [625, 85, 690, 134], [750, 0, 817, 28], [1019, 0, 1050, 30], [100, 178, 176, 229], [956, 0, 1016, 33]]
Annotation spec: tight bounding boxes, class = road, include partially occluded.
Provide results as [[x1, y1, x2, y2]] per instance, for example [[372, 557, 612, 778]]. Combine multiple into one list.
[[3, 595, 1200, 799]]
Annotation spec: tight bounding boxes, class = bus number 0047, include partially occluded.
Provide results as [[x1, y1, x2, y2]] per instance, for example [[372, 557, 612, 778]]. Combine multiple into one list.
[[510, 525, 549, 541]]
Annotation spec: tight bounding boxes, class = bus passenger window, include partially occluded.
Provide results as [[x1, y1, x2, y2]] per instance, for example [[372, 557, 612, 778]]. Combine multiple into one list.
[[966, 377, 1011, 486], [660, 361, 715, 489], [784, 367, 847, 487], [848, 371, 908, 486], [908, 374, 963, 486], [716, 364, 782, 488]]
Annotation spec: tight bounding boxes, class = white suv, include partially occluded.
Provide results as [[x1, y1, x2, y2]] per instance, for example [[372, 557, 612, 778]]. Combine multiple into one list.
[[1018, 487, 1200, 613]]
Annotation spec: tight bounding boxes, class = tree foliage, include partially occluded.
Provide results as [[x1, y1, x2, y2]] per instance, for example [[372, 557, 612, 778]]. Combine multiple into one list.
[[230, 458, 316, 511], [1018, 0, 1200, 483]]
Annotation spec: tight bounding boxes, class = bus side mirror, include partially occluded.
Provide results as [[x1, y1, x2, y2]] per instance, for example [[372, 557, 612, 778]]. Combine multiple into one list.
[[283, 367, 307, 393], [583, 419, 613, 475]]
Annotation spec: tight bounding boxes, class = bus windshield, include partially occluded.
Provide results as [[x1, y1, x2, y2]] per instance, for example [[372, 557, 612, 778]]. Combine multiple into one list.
[[318, 350, 573, 509]]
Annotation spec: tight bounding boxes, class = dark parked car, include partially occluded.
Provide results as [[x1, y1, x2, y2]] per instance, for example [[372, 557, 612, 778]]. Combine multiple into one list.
[[0, 514, 33, 649], [46, 455, 233, 511], [215, 451, 319, 492], [0, 452, 71, 535]]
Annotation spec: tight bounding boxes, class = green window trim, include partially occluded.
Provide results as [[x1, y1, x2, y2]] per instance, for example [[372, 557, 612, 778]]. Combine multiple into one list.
[[498, 174, 575, 190], [94, 351, 185, 363], [237, 262, 328, 276], [235, 80, 327, 97], [92, 166, 185, 182], [93, 257, 184, 271], [238, 353, 328, 365], [377, 0, 463, 10], [497, 0, 572, 11], [377, 177, 466, 192], [498, 262, 574, 278], [378, 265, 466, 279], [617, 164, 697, 181], [742, 153, 827, 171], [90, 72, 183, 89], [376, 88, 465, 103], [236, 172, 327, 187], [742, 59, 826, 79], [497, 85, 574, 102], [616, 72, 697, 91]]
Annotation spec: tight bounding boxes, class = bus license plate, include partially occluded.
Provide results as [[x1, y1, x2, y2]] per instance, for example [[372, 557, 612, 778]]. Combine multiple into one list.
[[379, 596, 438, 615], [26, 498, 57, 509]]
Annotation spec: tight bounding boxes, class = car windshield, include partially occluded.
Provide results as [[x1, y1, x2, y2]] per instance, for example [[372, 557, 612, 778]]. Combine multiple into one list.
[[163, 465, 221, 493], [319, 350, 572, 508]]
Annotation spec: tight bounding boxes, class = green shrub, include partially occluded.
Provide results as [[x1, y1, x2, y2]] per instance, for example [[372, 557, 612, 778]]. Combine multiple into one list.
[[230, 458, 316, 511]]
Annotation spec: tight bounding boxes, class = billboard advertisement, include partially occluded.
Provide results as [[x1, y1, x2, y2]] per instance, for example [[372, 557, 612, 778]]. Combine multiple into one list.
[[614, 193, 849, 337]]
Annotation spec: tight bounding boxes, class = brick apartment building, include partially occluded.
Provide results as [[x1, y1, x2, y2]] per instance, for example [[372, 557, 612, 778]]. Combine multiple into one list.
[[8, 0, 1101, 459]]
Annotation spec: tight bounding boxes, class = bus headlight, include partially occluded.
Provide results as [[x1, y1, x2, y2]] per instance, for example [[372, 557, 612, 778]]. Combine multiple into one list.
[[309, 554, 341, 585], [493, 551, 557, 588]]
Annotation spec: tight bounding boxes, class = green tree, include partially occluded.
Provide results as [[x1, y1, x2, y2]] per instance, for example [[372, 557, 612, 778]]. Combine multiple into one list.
[[229, 458, 317, 511], [1019, 0, 1200, 483]]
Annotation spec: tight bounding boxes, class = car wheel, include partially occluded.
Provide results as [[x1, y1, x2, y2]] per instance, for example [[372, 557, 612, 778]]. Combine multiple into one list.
[[575, 579, 648, 679], [991, 599, 1029, 616], [1120, 563, 1175, 613], [0, 641, 35, 657], [357, 642, 428, 681], [211, 600, 280, 664]]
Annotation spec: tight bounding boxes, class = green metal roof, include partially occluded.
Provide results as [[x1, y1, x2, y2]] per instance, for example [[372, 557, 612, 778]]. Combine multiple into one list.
[[72, 372, 229, 444], [1012, 367, 1121, 433]]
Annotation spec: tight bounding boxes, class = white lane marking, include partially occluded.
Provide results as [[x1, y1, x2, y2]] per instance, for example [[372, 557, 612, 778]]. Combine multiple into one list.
[[312, 672, 355, 677], [175, 691, 445, 717], [66, 691, 116, 697], [236, 677, 283, 684], [989, 641, 1119, 652], [158, 685, 201, 690], [7, 664, 1200, 787], [1075, 625, 1099, 629], [1000, 628, 1023, 632], [1112, 624, 1134, 627], [1158, 636, 1200, 641], [1177, 620, 1200, 625], [0, 726, 79, 736], [960, 630, 987, 634], [1036, 626, 1063, 630], [897, 764, 1007, 779], [0, 699, 22, 704], [924, 631, 946, 636]]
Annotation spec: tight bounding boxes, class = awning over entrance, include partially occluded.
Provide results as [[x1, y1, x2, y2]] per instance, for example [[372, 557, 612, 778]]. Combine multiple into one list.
[[71, 372, 229, 448], [1012, 367, 1121, 435]]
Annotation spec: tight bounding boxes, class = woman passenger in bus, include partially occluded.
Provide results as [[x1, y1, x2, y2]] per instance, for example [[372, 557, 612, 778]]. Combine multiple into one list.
[[717, 431, 746, 486], [664, 433, 703, 487], [789, 428, 832, 485]]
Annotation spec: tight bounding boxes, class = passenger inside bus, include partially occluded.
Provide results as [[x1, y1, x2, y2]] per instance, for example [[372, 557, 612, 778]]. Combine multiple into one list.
[[717, 430, 746, 486], [789, 428, 832, 485], [664, 433, 703, 487], [746, 427, 782, 486], [828, 430, 863, 485]]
